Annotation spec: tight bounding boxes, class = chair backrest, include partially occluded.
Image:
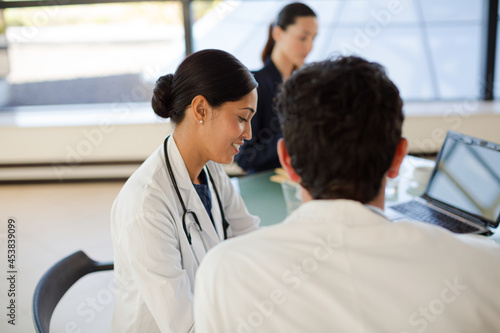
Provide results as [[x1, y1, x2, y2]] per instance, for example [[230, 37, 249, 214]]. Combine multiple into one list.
[[32, 250, 113, 333]]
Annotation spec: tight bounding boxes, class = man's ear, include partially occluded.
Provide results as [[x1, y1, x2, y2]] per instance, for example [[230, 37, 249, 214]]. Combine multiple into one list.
[[277, 139, 300, 183], [190, 95, 209, 123], [387, 137, 408, 179]]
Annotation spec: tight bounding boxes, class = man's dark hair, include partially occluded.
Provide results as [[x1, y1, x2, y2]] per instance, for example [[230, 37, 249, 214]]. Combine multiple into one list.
[[275, 56, 404, 203]]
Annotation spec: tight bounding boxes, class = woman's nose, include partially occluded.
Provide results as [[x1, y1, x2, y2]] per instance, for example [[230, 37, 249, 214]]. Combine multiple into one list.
[[243, 122, 252, 141]]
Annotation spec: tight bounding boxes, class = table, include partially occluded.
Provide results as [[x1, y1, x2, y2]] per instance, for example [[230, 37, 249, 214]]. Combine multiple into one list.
[[237, 170, 287, 226], [236, 155, 500, 243]]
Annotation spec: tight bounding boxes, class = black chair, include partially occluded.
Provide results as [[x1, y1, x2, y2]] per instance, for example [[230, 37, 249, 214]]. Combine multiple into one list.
[[32, 250, 114, 333]]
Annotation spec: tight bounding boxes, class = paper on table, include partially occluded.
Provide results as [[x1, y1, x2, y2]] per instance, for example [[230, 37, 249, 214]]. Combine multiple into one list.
[[270, 168, 299, 185]]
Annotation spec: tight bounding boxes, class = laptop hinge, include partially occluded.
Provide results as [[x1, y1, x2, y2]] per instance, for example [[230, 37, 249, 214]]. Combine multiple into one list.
[[422, 195, 491, 229]]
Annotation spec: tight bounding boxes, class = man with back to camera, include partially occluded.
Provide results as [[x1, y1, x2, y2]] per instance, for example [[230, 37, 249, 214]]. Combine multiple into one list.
[[193, 56, 500, 332]]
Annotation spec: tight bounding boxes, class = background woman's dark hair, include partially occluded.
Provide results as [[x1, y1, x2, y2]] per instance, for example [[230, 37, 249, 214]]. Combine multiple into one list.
[[261, 2, 316, 63], [152, 49, 258, 124], [275, 56, 404, 203]]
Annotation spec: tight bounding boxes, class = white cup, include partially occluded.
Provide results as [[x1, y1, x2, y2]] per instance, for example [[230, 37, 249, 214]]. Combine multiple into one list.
[[281, 182, 302, 215], [413, 166, 433, 189]]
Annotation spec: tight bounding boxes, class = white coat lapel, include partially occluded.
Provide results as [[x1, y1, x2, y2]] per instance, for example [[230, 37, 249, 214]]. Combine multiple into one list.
[[183, 171, 222, 247], [205, 164, 224, 241], [166, 136, 222, 258]]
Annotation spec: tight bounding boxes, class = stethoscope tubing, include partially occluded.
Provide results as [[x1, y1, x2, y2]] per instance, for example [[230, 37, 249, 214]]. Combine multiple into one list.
[[163, 136, 228, 246]]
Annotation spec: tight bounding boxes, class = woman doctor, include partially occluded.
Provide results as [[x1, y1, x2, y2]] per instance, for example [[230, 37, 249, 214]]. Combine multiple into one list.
[[111, 49, 260, 333]]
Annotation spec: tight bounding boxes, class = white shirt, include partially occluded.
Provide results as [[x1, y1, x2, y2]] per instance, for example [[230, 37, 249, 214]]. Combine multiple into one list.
[[111, 136, 259, 333], [194, 199, 500, 333]]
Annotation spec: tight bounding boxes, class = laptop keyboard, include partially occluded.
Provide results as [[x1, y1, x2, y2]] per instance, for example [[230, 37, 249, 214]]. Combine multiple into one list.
[[391, 200, 480, 234]]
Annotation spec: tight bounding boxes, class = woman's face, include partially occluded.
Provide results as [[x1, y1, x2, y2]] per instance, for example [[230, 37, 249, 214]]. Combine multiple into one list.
[[204, 89, 258, 164], [275, 16, 318, 68]]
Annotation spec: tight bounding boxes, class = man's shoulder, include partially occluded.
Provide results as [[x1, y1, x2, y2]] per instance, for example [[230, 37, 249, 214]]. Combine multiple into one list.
[[392, 219, 500, 265], [200, 225, 285, 269], [210, 225, 280, 254]]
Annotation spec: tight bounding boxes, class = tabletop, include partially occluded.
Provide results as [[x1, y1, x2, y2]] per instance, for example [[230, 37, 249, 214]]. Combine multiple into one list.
[[237, 169, 286, 226]]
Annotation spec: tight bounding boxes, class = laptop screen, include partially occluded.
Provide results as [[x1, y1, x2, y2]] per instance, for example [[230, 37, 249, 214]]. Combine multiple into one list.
[[425, 131, 500, 227]]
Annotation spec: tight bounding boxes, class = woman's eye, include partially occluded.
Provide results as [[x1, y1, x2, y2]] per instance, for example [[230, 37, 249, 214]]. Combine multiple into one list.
[[239, 116, 248, 123]]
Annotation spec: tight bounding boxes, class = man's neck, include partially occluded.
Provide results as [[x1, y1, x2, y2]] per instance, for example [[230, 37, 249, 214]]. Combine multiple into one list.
[[301, 178, 387, 211], [367, 194, 385, 211], [367, 177, 387, 210]]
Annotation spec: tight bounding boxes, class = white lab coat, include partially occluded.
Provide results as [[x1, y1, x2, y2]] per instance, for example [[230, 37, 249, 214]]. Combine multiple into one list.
[[194, 199, 500, 333], [110, 136, 259, 333]]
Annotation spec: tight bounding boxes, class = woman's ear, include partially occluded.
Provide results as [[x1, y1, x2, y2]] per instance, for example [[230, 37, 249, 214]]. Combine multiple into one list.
[[272, 25, 283, 43], [387, 137, 408, 179], [190, 95, 209, 124], [277, 139, 301, 183]]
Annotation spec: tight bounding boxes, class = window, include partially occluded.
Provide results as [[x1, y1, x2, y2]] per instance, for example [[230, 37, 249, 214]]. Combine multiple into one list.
[[2, 1, 185, 107], [191, 0, 486, 101], [0, 0, 496, 107]]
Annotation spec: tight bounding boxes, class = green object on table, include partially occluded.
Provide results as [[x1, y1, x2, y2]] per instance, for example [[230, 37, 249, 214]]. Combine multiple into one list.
[[238, 171, 287, 226]]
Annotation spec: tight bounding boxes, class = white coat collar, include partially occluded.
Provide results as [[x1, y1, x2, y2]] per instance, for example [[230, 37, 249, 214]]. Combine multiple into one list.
[[165, 135, 196, 191], [286, 199, 390, 227], [164, 136, 224, 249]]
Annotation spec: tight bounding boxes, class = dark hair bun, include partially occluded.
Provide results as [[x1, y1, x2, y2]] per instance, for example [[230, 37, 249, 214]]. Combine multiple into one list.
[[151, 49, 257, 125], [152, 74, 175, 119]]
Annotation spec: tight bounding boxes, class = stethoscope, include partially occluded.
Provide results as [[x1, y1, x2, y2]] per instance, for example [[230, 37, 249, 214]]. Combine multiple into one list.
[[164, 136, 229, 248]]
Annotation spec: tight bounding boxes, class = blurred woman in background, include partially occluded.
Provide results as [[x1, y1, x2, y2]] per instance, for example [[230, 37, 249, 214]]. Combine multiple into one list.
[[236, 2, 318, 174]]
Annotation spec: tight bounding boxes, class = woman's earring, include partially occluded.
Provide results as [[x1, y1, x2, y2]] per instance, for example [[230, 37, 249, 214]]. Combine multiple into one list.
[[199, 120, 203, 124]]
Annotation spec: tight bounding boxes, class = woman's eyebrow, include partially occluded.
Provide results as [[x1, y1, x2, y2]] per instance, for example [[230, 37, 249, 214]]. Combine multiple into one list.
[[302, 30, 316, 35], [240, 107, 255, 113]]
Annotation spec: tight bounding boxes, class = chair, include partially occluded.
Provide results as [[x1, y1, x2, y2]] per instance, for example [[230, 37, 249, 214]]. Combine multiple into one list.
[[32, 250, 114, 333]]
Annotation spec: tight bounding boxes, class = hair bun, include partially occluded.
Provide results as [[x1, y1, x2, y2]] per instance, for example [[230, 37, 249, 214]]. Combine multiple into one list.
[[152, 74, 175, 119]]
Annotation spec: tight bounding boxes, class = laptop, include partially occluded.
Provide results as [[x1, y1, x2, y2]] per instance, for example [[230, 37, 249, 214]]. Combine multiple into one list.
[[387, 131, 500, 236]]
